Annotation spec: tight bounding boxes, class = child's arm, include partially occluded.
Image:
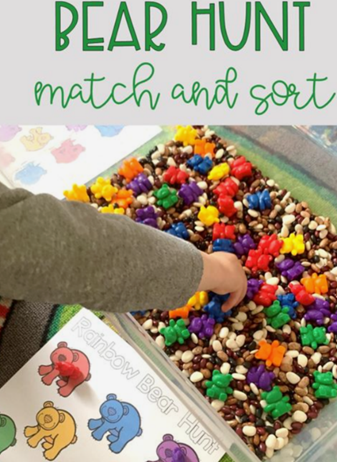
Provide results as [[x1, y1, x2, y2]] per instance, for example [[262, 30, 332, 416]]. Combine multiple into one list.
[[0, 182, 246, 312]]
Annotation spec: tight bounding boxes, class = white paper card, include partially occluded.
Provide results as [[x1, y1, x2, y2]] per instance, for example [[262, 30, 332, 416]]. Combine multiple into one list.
[[0, 125, 161, 198], [0, 309, 226, 462]]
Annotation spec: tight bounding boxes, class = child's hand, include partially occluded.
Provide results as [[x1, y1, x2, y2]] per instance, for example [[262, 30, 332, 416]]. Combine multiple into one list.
[[198, 252, 247, 312]]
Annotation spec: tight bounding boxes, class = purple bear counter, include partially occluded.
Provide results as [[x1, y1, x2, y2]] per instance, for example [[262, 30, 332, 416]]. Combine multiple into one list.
[[57, 125, 337, 462]]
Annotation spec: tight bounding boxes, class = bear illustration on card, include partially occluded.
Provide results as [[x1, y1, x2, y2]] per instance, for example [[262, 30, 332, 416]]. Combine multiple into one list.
[[20, 127, 52, 151], [51, 139, 85, 163], [0, 413, 17, 455], [149, 434, 200, 462], [94, 125, 124, 137], [88, 394, 142, 454], [24, 401, 77, 461], [15, 162, 47, 186], [0, 125, 22, 142], [38, 341, 91, 397], [66, 125, 87, 132], [0, 147, 15, 169]]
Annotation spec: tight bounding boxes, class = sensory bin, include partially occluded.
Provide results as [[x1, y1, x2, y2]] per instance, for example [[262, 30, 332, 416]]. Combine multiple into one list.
[[65, 126, 337, 461]]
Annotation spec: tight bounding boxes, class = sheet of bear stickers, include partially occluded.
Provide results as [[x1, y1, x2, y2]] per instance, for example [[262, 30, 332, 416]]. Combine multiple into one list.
[[0, 309, 227, 462], [0, 125, 161, 197]]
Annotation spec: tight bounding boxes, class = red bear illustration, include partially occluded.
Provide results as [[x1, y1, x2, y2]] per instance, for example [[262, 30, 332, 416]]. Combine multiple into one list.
[[38, 342, 91, 398], [51, 140, 85, 164]]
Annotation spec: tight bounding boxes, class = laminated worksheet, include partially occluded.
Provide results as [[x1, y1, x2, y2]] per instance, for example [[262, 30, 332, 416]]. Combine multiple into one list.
[[0, 125, 161, 197], [0, 309, 227, 462]]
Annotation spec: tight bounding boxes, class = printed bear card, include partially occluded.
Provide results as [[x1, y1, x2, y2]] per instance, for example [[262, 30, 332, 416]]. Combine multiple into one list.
[[0, 309, 227, 462], [0, 125, 161, 197]]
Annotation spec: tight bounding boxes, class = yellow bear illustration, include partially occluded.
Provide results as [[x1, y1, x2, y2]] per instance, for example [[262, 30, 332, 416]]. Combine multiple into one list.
[[24, 401, 77, 461], [21, 127, 52, 151]]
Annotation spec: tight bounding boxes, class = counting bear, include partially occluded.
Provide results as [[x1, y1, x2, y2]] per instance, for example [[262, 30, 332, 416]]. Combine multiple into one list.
[[149, 434, 200, 462], [0, 414, 17, 455], [24, 401, 77, 461], [38, 342, 91, 397], [88, 394, 142, 454]]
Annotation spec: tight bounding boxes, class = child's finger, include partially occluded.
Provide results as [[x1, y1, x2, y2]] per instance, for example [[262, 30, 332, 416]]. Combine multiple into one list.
[[221, 292, 240, 312], [240, 286, 247, 304]]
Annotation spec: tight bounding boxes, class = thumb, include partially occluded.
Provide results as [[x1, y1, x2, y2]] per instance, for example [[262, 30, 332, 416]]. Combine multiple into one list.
[[221, 292, 237, 312]]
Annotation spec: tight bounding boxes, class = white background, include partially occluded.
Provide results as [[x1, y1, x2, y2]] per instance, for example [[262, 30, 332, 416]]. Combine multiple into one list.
[[0, 0, 336, 124]]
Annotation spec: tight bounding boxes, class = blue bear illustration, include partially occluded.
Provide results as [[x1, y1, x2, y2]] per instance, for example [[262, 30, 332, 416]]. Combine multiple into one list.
[[94, 125, 124, 137], [15, 162, 46, 185], [88, 394, 142, 453]]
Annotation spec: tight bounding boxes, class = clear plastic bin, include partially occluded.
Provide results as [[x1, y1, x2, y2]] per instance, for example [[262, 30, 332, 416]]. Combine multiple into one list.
[[106, 311, 337, 462], [101, 126, 337, 462]]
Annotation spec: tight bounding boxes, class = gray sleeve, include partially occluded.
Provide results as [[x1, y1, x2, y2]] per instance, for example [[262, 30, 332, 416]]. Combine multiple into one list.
[[0, 182, 203, 312]]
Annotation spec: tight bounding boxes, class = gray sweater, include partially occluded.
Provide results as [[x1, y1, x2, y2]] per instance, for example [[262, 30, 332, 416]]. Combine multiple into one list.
[[0, 181, 203, 313]]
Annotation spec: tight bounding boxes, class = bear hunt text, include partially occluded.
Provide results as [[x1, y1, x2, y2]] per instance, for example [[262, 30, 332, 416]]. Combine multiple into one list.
[[55, 1, 311, 53]]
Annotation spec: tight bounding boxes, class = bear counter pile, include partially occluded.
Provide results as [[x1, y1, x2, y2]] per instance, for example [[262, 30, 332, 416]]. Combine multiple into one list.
[[65, 125, 337, 461]]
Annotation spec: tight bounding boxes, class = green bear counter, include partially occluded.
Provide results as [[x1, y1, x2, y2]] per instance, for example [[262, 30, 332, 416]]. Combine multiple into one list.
[[0, 414, 17, 454], [264, 301, 291, 329], [261, 386, 292, 419], [206, 371, 233, 401], [313, 371, 337, 399], [160, 319, 190, 346]]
